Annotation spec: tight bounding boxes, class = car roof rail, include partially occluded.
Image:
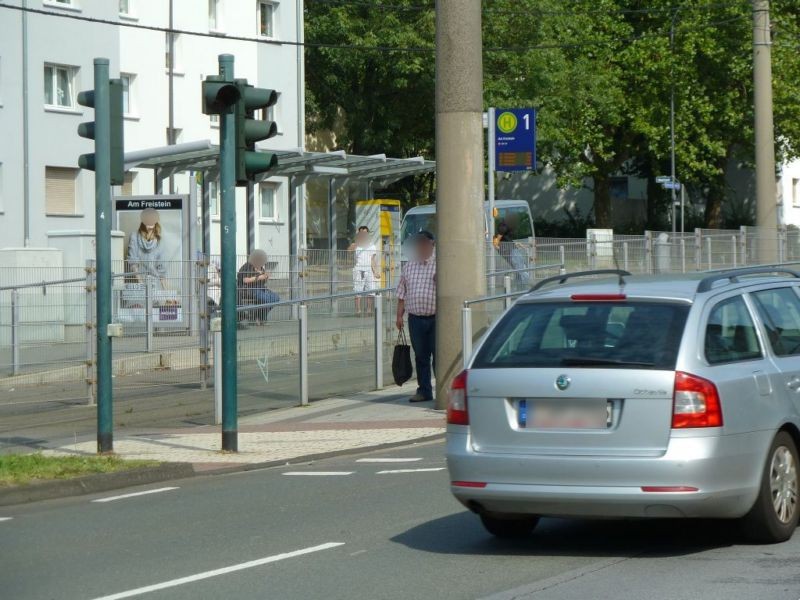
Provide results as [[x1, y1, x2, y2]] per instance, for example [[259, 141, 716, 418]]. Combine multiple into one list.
[[530, 269, 632, 292], [697, 266, 800, 293]]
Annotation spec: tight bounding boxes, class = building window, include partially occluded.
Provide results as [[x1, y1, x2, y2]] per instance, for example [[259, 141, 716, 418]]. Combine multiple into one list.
[[120, 73, 134, 115], [119, 0, 131, 15], [121, 172, 135, 196], [45, 167, 78, 215], [208, 180, 219, 216], [259, 182, 278, 220], [44, 64, 77, 109], [793, 178, 800, 207], [209, 0, 221, 31], [210, 113, 219, 127], [258, 1, 275, 38]]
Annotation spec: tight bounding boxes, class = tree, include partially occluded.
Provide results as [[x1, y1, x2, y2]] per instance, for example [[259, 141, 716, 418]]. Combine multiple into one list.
[[305, 1, 435, 209], [305, 0, 800, 229]]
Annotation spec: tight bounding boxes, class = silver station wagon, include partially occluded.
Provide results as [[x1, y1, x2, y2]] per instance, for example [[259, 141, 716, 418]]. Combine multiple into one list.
[[447, 268, 800, 543]]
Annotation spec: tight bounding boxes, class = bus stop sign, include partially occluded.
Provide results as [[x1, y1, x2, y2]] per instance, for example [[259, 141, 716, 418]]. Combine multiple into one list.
[[494, 108, 537, 172]]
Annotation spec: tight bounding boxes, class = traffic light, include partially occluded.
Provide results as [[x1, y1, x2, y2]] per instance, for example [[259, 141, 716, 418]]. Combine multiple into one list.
[[77, 79, 125, 185], [201, 75, 240, 115], [234, 80, 278, 184]]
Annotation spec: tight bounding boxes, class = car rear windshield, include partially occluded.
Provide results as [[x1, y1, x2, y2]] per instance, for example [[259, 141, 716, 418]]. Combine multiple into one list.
[[472, 301, 690, 370]]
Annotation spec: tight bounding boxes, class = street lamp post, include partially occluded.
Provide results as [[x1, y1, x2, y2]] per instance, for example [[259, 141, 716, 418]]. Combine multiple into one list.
[[669, 7, 681, 235]]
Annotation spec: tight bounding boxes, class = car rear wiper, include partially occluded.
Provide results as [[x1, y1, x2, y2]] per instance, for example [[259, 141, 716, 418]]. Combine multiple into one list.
[[561, 357, 655, 367]]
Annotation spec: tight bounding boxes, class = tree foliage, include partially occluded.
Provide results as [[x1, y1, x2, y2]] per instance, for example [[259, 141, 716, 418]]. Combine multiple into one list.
[[305, 0, 800, 228]]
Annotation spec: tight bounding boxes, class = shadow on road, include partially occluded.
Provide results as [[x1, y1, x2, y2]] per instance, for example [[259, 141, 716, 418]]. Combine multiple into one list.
[[392, 511, 739, 558]]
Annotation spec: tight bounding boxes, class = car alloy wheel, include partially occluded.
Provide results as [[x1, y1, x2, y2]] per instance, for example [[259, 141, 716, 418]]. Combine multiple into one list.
[[770, 445, 798, 524]]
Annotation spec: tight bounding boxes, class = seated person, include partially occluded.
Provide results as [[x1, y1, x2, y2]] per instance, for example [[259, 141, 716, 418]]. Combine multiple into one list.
[[237, 249, 280, 312]]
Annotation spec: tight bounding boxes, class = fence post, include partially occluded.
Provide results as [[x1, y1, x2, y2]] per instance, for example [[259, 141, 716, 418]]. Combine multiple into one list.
[[145, 276, 153, 352], [707, 236, 712, 270], [504, 276, 512, 310], [622, 242, 629, 272], [644, 231, 653, 274], [299, 303, 309, 406], [85, 260, 96, 405], [197, 257, 210, 390], [462, 305, 473, 369], [374, 293, 383, 390], [739, 228, 748, 267], [694, 229, 702, 271], [10, 289, 20, 376], [732, 236, 738, 268], [588, 233, 597, 270], [680, 238, 686, 273], [559, 246, 566, 274], [779, 227, 787, 264], [213, 329, 222, 425]]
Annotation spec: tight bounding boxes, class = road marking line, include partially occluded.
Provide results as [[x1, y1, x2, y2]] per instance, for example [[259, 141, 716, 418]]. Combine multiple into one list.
[[282, 471, 353, 476], [356, 458, 422, 463], [91, 487, 179, 503], [0, 517, 12, 522], [376, 468, 446, 474], [89, 542, 345, 600]]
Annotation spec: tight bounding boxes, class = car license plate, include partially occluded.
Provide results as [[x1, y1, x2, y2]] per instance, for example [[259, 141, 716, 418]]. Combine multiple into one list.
[[517, 399, 612, 429]]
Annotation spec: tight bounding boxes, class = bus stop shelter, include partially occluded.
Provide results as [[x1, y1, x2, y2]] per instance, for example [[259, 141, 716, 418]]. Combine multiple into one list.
[[124, 141, 436, 265]]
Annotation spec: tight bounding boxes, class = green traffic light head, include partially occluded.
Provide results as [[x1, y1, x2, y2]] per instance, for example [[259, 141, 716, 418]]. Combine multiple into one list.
[[77, 90, 95, 108], [202, 77, 241, 115], [243, 86, 278, 111]]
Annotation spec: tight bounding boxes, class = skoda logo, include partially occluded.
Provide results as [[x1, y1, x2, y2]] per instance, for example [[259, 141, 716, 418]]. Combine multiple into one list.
[[555, 375, 571, 391]]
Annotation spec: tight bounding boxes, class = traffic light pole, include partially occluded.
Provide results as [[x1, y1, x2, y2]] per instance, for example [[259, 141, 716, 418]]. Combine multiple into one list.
[[219, 54, 239, 452], [93, 58, 113, 453]]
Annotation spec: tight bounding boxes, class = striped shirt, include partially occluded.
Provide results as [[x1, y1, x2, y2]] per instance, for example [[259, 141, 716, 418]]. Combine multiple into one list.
[[397, 257, 436, 316]]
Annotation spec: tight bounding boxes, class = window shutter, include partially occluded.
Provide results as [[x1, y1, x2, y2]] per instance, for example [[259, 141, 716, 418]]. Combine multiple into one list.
[[45, 167, 77, 215]]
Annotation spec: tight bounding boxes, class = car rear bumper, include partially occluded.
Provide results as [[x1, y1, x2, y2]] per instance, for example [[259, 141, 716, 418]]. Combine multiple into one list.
[[446, 428, 770, 519]]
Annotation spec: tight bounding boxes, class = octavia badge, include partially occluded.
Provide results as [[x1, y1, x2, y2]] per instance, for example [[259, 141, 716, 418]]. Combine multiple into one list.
[[555, 375, 571, 391]]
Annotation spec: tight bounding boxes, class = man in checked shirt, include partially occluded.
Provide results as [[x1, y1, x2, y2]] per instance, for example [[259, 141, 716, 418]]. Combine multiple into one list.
[[396, 231, 436, 402]]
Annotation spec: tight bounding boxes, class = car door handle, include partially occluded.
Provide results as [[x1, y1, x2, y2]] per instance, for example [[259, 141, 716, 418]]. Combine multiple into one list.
[[787, 378, 800, 392]]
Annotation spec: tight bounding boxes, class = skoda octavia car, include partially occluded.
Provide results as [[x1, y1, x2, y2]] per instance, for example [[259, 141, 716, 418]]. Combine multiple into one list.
[[447, 268, 800, 543]]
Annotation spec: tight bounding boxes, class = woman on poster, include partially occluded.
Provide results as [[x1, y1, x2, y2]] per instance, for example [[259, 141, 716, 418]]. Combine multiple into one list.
[[128, 207, 169, 290]]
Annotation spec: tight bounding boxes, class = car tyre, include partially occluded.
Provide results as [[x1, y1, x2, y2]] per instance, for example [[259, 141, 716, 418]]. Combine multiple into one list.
[[480, 514, 540, 539], [740, 431, 799, 544]]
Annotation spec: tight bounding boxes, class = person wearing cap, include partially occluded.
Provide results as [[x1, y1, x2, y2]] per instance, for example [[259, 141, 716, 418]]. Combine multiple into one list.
[[396, 230, 436, 403], [128, 207, 168, 290]]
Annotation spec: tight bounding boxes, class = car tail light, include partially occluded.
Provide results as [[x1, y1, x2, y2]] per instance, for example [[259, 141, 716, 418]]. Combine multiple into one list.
[[447, 370, 469, 426], [672, 371, 723, 428], [570, 294, 627, 301]]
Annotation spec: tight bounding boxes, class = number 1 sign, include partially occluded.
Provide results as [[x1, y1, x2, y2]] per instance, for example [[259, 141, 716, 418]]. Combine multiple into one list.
[[494, 108, 537, 172]]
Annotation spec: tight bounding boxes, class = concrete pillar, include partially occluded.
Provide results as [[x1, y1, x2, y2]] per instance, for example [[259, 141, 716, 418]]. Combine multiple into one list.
[[434, 0, 486, 409]]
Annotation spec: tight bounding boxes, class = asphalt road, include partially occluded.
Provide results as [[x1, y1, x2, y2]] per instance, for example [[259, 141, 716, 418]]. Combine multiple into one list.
[[2, 441, 799, 600]]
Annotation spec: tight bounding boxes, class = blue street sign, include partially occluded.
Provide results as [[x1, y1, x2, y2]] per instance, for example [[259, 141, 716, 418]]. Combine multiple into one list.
[[494, 108, 537, 172], [662, 181, 682, 191]]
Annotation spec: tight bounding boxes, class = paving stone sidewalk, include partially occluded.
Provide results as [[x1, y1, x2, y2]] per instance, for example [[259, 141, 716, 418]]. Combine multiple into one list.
[[43, 383, 445, 472]]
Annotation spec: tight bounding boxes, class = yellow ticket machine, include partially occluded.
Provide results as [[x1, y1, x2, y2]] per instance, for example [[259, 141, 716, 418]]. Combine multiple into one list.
[[354, 199, 402, 287]]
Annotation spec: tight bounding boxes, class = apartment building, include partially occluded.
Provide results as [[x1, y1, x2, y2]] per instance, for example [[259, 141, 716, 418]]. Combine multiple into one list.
[[0, 0, 303, 258]]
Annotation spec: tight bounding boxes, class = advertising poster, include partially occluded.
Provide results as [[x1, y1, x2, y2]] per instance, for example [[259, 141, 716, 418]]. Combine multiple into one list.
[[115, 197, 185, 325]]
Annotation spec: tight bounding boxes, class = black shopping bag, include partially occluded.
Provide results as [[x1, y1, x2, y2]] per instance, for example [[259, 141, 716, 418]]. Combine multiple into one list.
[[392, 329, 413, 386]]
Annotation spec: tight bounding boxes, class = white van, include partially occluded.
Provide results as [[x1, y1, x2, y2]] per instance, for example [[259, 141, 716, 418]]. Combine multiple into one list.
[[400, 199, 534, 263]]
